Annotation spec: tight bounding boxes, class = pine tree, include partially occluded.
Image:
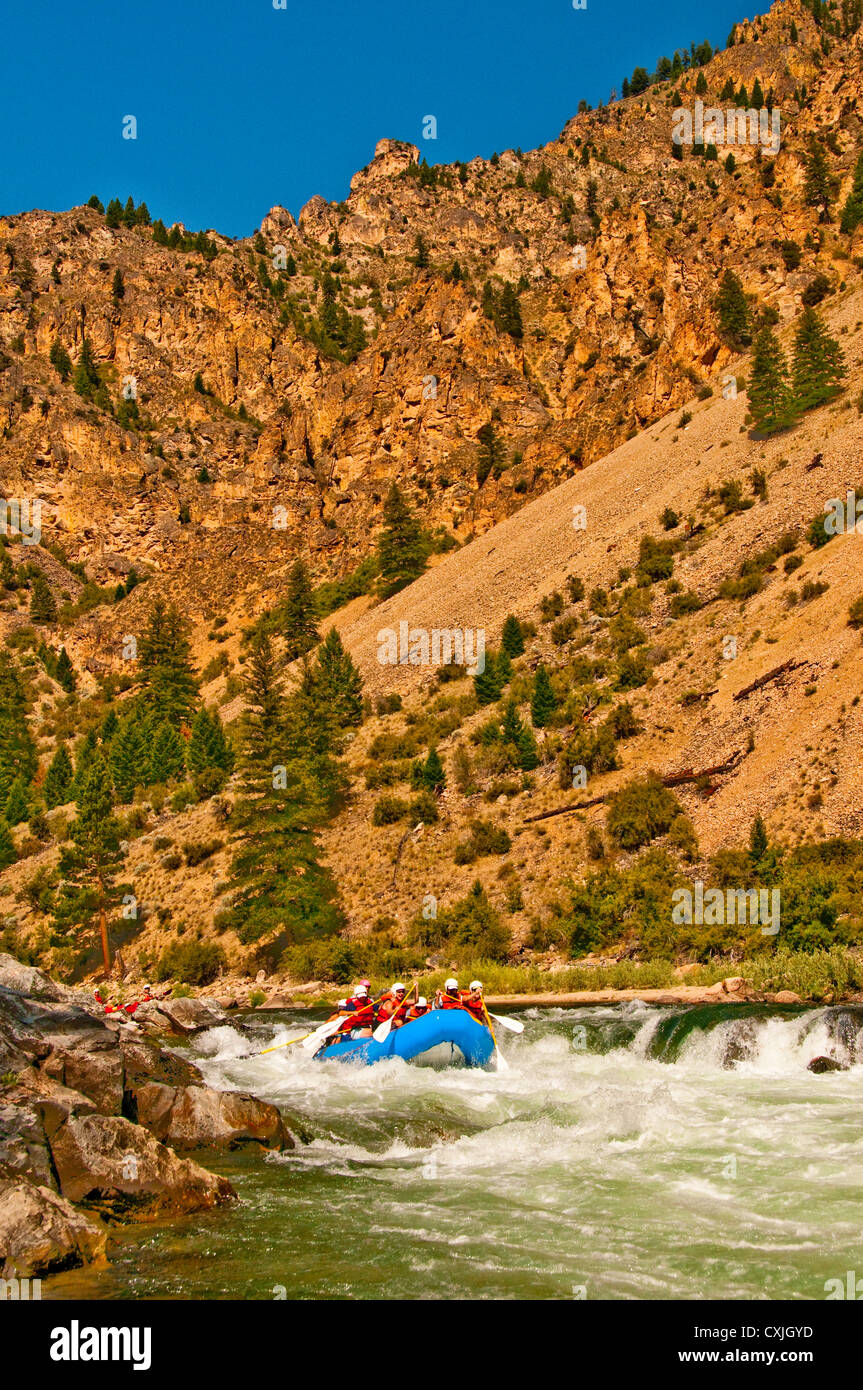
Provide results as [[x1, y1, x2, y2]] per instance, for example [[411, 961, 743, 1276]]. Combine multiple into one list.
[[55, 646, 76, 692], [498, 283, 523, 339], [282, 560, 320, 661], [123, 196, 137, 228], [840, 151, 863, 234], [72, 728, 98, 801], [4, 776, 28, 826], [49, 340, 72, 381], [715, 271, 751, 346], [476, 424, 505, 486], [502, 699, 524, 748], [377, 484, 427, 597], [0, 819, 15, 870], [44, 744, 73, 809], [226, 631, 343, 948], [149, 721, 186, 784], [100, 708, 118, 745], [531, 664, 557, 727], [413, 234, 430, 268], [188, 707, 233, 775], [749, 812, 769, 867], [56, 752, 123, 975], [804, 143, 834, 219], [751, 78, 765, 108], [296, 629, 363, 757], [0, 653, 37, 805], [747, 326, 797, 434], [474, 651, 505, 706], [110, 710, 150, 802], [105, 198, 123, 229], [792, 306, 845, 411], [421, 747, 446, 793], [73, 337, 101, 398], [516, 722, 539, 771], [30, 574, 57, 623], [111, 268, 125, 302], [501, 615, 525, 658], [138, 599, 199, 724]]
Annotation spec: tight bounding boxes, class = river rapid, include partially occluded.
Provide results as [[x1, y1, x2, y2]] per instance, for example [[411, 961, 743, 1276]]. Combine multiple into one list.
[[45, 1002, 863, 1301]]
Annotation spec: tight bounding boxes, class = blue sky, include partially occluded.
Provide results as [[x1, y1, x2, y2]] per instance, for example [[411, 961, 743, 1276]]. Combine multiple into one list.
[[3, 0, 749, 238]]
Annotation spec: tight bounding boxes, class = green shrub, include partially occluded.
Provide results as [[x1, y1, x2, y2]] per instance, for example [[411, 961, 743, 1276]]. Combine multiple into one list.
[[154, 940, 226, 985], [606, 774, 683, 850], [183, 838, 224, 867], [848, 595, 863, 628], [454, 818, 512, 865], [372, 795, 411, 826]]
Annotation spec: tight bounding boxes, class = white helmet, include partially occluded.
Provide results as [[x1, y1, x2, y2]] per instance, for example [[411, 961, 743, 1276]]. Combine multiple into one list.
[[355, 985, 369, 998], [393, 982, 406, 994], [445, 978, 458, 991], [417, 997, 428, 1007], [470, 980, 483, 991], [338, 999, 347, 1008]]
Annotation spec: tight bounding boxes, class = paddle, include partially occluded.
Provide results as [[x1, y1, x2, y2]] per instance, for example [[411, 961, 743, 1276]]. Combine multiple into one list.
[[299, 1016, 350, 1053], [480, 1001, 510, 1072], [373, 982, 418, 1042], [487, 1012, 524, 1034], [259, 1027, 328, 1055]]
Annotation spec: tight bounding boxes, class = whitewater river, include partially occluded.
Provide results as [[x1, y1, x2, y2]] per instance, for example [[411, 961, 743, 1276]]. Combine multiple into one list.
[[46, 1002, 863, 1301]]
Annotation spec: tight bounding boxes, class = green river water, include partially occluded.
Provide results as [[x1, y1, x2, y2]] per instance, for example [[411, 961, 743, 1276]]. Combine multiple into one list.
[[43, 1002, 863, 1301]]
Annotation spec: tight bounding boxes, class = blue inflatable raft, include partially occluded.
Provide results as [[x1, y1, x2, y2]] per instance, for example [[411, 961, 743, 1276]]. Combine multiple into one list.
[[314, 1007, 496, 1068]]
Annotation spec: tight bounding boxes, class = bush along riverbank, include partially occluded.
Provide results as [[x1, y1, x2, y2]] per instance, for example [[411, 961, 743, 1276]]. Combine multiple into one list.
[[0, 954, 292, 1280]]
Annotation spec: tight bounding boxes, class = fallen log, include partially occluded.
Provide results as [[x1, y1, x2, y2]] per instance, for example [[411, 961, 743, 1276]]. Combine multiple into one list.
[[522, 751, 744, 824], [733, 659, 806, 702]]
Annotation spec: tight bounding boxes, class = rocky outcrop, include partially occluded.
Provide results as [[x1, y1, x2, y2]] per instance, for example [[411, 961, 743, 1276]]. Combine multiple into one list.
[[0, 1180, 107, 1279], [133, 1083, 292, 1151], [0, 956, 292, 1278], [48, 1114, 233, 1217], [807, 1055, 849, 1074]]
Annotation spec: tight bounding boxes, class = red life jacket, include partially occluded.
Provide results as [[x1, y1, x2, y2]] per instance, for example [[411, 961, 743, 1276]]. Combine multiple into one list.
[[405, 1005, 428, 1021], [377, 991, 408, 1021], [338, 999, 375, 1032], [438, 991, 463, 1010], [463, 995, 485, 1023]]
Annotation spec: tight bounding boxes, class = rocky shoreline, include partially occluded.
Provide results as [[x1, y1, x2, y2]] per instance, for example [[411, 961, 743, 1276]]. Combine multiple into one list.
[[0, 955, 291, 1280]]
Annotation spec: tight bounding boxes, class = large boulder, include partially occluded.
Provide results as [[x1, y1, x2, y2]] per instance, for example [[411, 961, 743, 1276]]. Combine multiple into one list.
[[0, 1179, 107, 1278], [134, 1082, 292, 1151], [0, 1102, 55, 1188], [48, 1113, 236, 1218], [135, 996, 228, 1036], [807, 1055, 848, 1073]]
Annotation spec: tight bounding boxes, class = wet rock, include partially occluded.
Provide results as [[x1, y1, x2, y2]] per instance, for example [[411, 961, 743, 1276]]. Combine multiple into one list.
[[807, 1055, 849, 1074], [147, 1085, 293, 1152], [136, 996, 228, 1036], [0, 1102, 55, 1188], [48, 1113, 236, 1218], [43, 1041, 124, 1116], [0, 1179, 108, 1278]]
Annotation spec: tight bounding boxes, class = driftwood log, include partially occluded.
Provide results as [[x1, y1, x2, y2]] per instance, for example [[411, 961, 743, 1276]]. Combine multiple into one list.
[[522, 750, 744, 825], [732, 659, 806, 702]]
